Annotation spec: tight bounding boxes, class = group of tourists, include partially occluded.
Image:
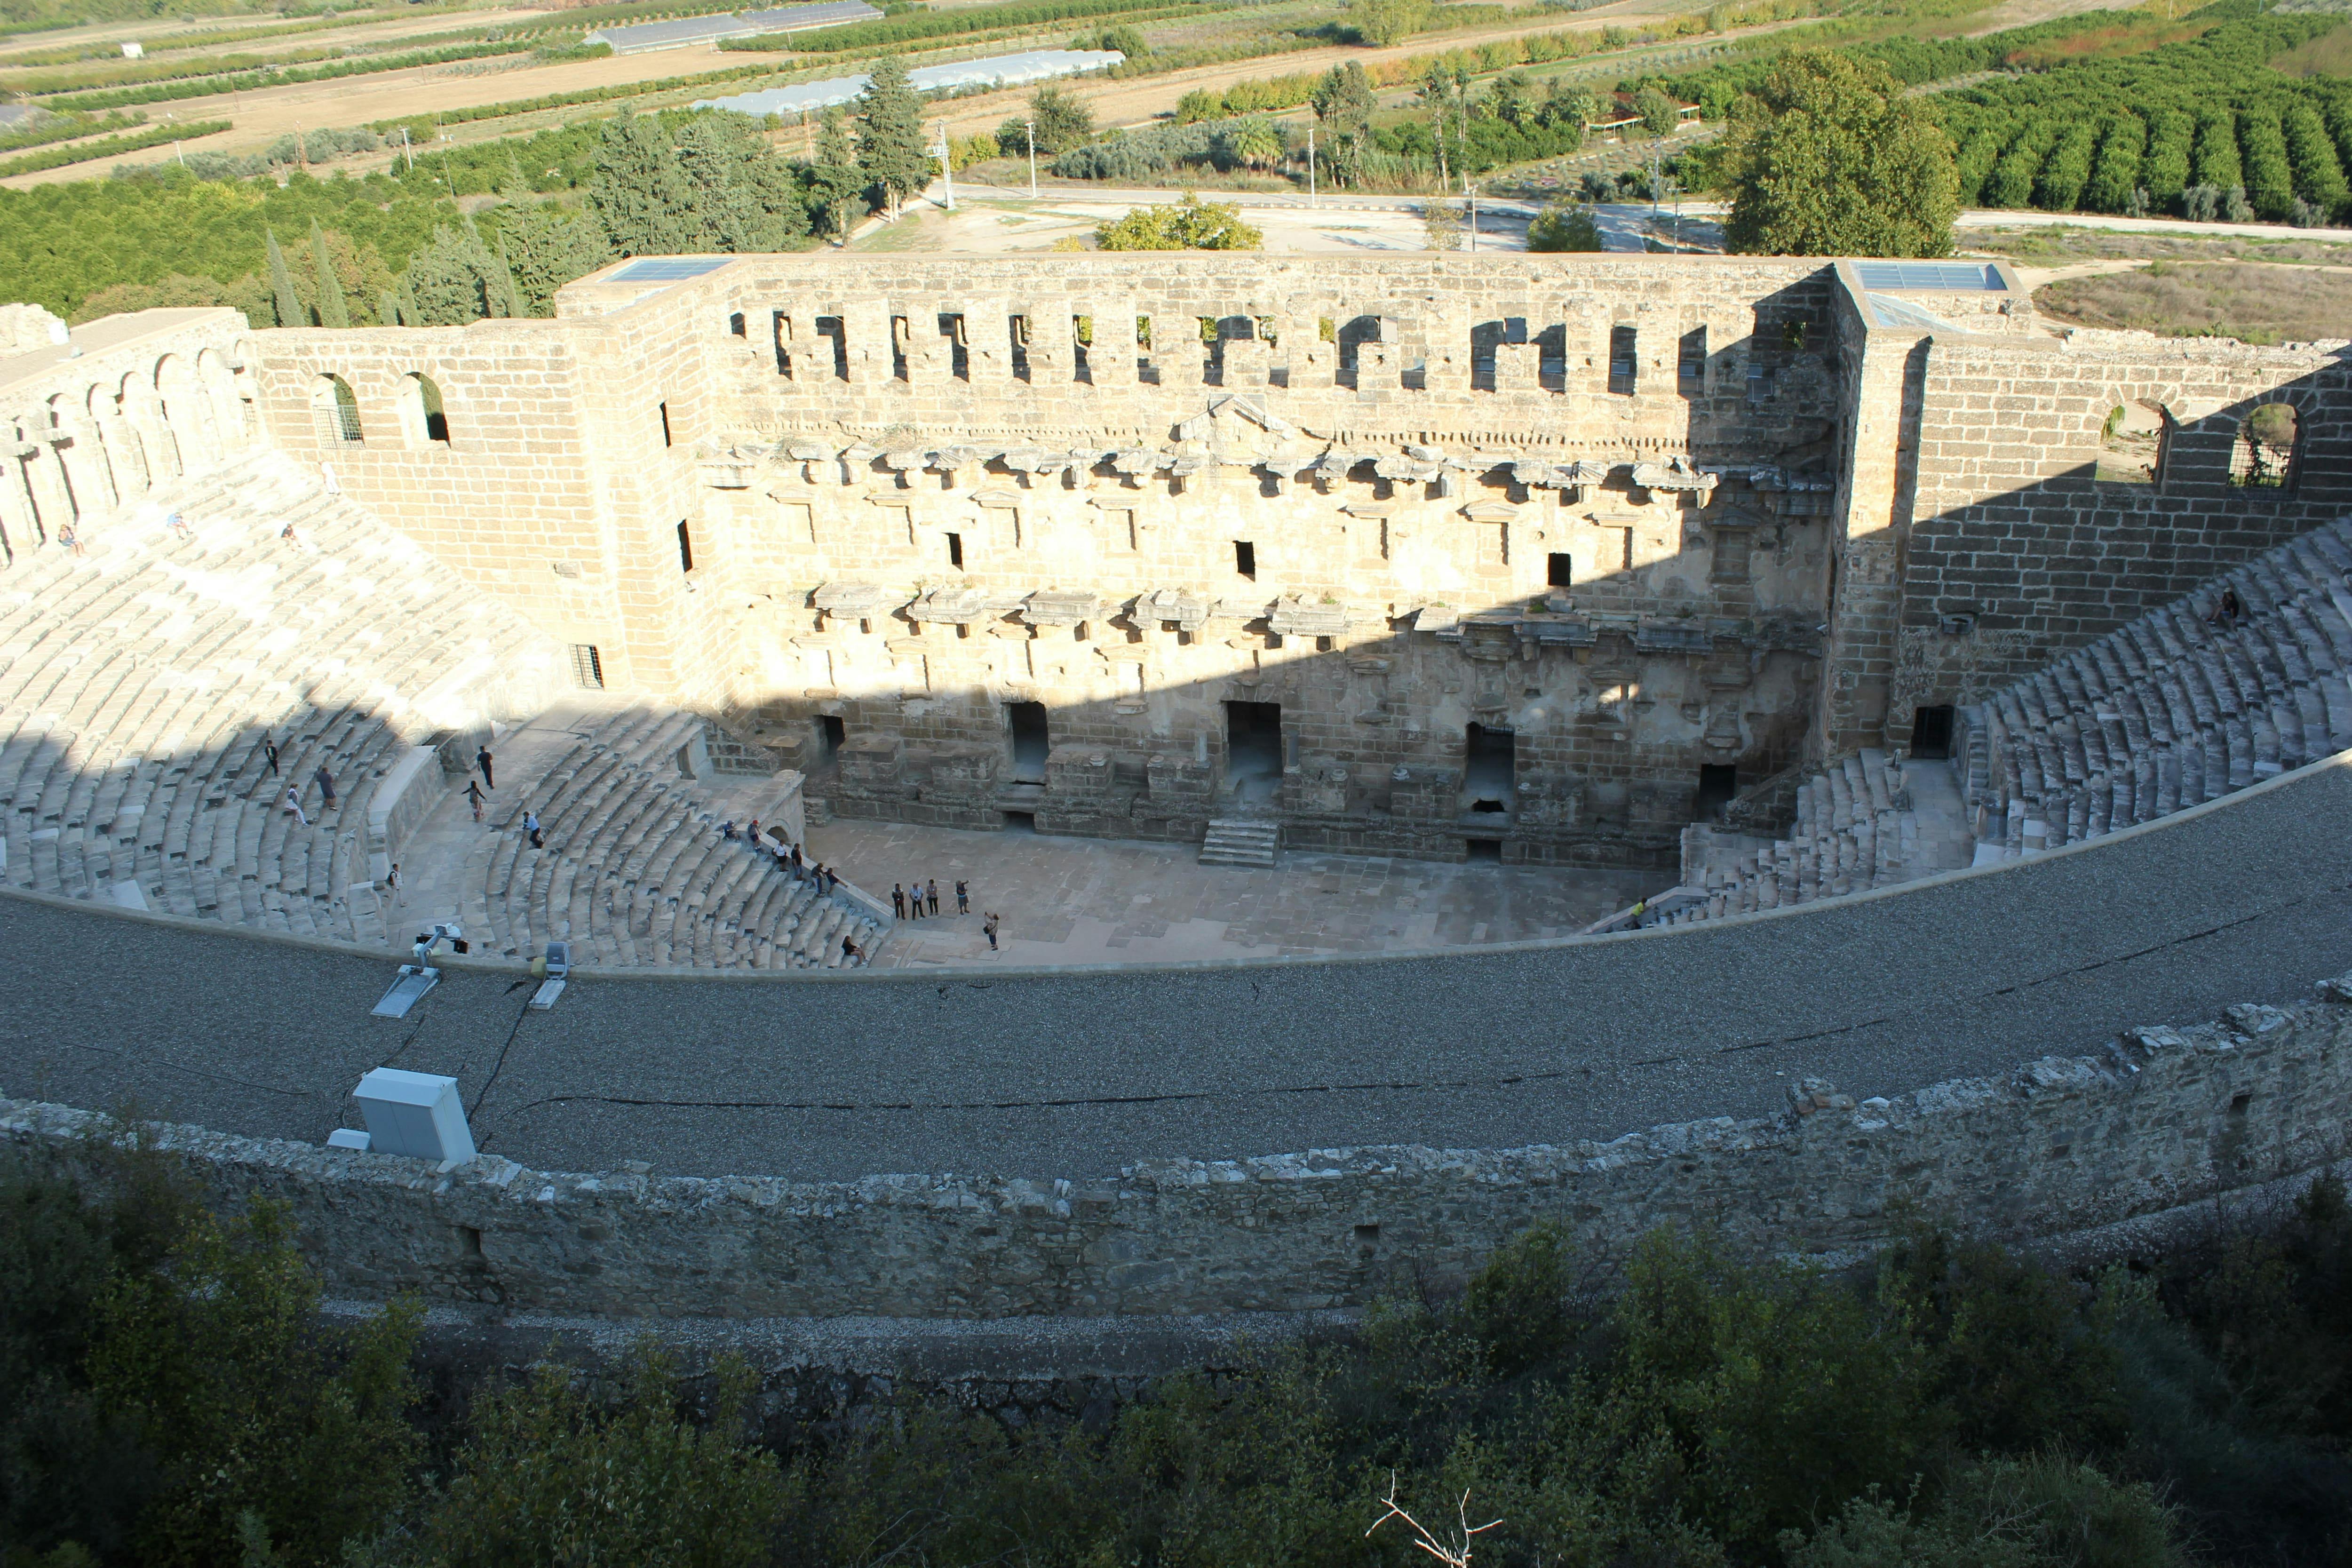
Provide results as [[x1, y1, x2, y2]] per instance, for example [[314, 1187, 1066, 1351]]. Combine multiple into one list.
[[889, 877, 999, 950]]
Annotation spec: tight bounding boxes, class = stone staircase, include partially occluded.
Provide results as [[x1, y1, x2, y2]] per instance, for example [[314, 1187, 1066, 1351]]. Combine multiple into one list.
[[1199, 818, 1279, 868]]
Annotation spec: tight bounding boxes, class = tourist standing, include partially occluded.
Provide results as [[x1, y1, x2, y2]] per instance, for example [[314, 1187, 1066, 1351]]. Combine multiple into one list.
[[982, 912, 1000, 951], [891, 883, 906, 920], [905, 878, 923, 919], [955, 879, 969, 915], [315, 764, 337, 810], [465, 779, 486, 822], [926, 878, 940, 916], [476, 745, 495, 789], [386, 862, 404, 906], [262, 734, 279, 776]]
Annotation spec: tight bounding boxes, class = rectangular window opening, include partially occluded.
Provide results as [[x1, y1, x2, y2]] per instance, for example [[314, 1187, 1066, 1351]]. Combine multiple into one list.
[[569, 644, 604, 689], [815, 316, 848, 380], [890, 315, 910, 382], [1464, 837, 1503, 863], [1465, 724, 1515, 812], [946, 531, 964, 569], [939, 313, 969, 380], [1072, 314, 1093, 382], [1608, 325, 1638, 396], [727, 311, 746, 337], [1234, 540, 1256, 580], [1547, 552, 1574, 588], [658, 401, 673, 447], [1009, 314, 1032, 382], [1678, 326, 1707, 394], [675, 519, 694, 574]]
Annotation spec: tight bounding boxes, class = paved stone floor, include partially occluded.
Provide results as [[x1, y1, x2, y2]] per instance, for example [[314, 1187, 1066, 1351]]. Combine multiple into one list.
[[803, 817, 1655, 969]]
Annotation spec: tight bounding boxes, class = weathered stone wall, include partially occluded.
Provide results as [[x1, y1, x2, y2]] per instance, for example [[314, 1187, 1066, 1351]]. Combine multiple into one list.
[[8, 985, 2344, 1319], [1842, 308, 2352, 750]]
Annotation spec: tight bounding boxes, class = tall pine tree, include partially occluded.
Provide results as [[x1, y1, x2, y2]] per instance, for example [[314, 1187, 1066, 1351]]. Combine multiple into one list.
[[586, 111, 699, 256], [308, 220, 350, 330], [264, 227, 303, 328], [855, 56, 930, 218], [810, 110, 865, 245]]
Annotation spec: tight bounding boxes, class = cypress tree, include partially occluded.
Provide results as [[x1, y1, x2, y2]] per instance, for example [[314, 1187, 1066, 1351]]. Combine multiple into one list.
[[855, 56, 930, 218], [495, 236, 528, 320], [309, 220, 350, 330], [378, 291, 402, 328], [264, 226, 303, 328], [586, 110, 699, 257]]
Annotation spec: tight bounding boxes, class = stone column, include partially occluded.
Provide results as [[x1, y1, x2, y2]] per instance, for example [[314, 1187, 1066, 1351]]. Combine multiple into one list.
[[1085, 297, 1136, 389], [1026, 307, 1074, 386], [841, 299, 894, 388], [964, 301, 1013, 388], [1150, 311, 1203, 392], [1419, 305, 1471, 395], [2, 443, 45, 547], [50, 413, 114, 517], [92, 406, 148, 501]]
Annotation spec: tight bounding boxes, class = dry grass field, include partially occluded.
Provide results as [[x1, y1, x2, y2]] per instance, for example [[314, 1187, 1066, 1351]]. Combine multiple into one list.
[[2033, 261, 2352, 344]]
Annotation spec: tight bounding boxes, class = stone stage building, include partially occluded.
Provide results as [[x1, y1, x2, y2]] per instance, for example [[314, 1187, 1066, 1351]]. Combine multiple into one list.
[[11, 255, 2350, 876]]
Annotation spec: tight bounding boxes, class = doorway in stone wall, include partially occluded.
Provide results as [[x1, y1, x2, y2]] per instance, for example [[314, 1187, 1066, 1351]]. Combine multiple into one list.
[[1911, 705, 1955, 760], [1463, 724, 1516, 815], [1695, 763, 1738, 819], [816, 715, 844, 764], [1225, 701, 1283, 807], [1008, 701, 1049, 783]]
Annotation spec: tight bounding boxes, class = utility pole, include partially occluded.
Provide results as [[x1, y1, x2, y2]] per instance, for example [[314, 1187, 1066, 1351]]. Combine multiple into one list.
[[1307, 122, 1315, 207], [932, 122, 954, 211], [1025, 118, 1037, 199], [1465, 175, 1476, 253]]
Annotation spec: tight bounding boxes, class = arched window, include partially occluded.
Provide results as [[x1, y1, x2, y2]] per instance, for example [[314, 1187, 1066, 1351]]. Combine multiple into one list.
[[401, 372, 449, 445], [311, 374, 363, 446], [2097, 399, 2171, 487], [2231, 402, 2299, 490]]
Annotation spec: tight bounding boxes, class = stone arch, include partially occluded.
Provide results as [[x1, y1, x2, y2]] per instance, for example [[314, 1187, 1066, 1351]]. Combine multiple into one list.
[[109, 369, 164, 492], [2096, 395, 2173, 487], [311, 373, 365, 447], [397, 371, 450, 446], [195, 347, 246, 452], [46, 390, 112, 517], [153, 354, 209, 476], [2231, 400, 2301, 491]]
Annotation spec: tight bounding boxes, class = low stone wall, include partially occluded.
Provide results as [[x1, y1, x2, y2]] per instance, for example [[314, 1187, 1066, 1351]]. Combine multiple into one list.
[[7, 985, 2348, 1320]]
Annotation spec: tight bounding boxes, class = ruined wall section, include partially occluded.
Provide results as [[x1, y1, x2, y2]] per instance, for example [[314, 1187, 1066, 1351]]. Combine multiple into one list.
[[1888, 329, 2352, 748], [7, 987, 2344, 1319]]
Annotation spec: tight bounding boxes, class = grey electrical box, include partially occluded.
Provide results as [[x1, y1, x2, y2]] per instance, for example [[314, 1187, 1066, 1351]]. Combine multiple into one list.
[[353, 1068, 475, 1163]]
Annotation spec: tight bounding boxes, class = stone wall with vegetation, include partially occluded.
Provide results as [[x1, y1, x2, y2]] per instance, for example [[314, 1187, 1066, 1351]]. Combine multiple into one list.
[[7, 981, 2348, 1321]]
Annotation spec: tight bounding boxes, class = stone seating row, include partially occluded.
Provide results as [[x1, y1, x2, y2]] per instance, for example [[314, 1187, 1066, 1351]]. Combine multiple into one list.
[[458, 707, 886, 970], [1631, 517, 2352, 931], [1650, 748, 1927, 928], [1960, 518, 2352, 854], [0, 450, 563, 947]]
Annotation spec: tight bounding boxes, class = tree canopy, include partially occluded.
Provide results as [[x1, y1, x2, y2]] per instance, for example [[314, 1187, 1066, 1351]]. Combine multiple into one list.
[[1718, 51, 1959, 258], [855, 55, 930, 216], [1093, 191, 1263, 251], [1527, 201, 1606, 252]]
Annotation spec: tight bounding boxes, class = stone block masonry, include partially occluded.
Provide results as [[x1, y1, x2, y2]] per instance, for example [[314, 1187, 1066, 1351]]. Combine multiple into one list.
[[7, 984, 2346, 1320]]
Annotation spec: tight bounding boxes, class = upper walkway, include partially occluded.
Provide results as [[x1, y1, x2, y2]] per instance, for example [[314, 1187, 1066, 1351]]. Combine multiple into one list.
[[3, 750, 2346, 1184]]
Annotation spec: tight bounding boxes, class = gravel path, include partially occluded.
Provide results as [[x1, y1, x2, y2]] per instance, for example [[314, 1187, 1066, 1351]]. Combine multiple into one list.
[[5, 758, 2347, 1185]]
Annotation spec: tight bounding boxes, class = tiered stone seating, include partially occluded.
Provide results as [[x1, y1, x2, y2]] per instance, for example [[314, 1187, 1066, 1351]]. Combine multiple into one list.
[[0, 450, 564, 945], [1960, 518, 2352, 856], [458, 707, 886, 970], [1651, 749, 1929, 927], [1611, 518, 2352, 932]]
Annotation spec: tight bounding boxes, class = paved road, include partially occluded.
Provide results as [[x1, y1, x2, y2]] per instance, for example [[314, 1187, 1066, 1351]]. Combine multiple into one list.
[[6, 761, 2348, 1185]]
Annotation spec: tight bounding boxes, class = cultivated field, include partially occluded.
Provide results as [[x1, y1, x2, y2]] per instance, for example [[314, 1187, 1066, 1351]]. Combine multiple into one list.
[[2033, 259, 2352, 343]]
